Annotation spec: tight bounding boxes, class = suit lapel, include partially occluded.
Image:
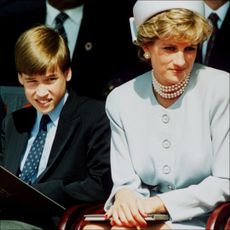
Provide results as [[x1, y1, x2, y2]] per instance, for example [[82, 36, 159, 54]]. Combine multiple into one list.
[[36, 90, 82, 180]]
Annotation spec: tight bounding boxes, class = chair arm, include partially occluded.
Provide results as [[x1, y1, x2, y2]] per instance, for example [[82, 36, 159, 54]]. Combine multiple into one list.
[[58, 202, 230, 230], [206, 202, 230, 230], [57, 203, 104, 230]]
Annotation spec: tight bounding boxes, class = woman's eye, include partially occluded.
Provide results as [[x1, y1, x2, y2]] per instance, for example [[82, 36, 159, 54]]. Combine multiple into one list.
[[185, 47, 197, 51], [164, 47, 176, 51]]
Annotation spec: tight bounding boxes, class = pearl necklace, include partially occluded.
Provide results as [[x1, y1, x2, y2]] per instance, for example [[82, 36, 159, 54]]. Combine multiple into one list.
[[152, 71, 190, 99]]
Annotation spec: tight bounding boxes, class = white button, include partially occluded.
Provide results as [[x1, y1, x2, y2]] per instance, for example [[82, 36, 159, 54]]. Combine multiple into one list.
[[162, 165, 171, 174], [162, 114, 169, 123], [162, 139, 171, 149], [85, 42, 93, 51]]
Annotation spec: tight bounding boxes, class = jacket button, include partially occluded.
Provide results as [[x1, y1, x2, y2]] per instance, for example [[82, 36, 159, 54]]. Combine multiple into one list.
[[162, 114, 169, 123], [85, 42, 93, 51], [162, 165, 171, 174], [162, 139, 171, 149]]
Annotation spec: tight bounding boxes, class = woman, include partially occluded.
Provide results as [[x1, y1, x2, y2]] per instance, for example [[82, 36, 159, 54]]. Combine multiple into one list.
[[85, 0, 229, 229]]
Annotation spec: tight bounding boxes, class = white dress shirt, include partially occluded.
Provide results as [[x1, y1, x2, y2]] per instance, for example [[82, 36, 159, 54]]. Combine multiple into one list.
[[45, 1, 84, 59], [20, 92, 69, 177], [202, 1, 230, 62]]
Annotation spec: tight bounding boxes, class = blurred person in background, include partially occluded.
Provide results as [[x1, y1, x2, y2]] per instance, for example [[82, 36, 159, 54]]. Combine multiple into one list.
[[196, 0, 230, 72], [0, 0, 149, 100]]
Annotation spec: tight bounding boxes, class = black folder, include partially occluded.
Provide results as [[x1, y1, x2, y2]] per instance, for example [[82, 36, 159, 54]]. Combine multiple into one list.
[[0, 166, 65, 217]]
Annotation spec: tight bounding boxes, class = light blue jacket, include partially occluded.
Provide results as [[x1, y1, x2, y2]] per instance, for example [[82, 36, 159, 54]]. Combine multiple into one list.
[[105, 63, 229, 228]]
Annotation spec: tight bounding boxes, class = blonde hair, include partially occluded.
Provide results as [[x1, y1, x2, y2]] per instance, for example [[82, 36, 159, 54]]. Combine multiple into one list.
[[15, 25, 70, 75], [136, 8, 212, 60]]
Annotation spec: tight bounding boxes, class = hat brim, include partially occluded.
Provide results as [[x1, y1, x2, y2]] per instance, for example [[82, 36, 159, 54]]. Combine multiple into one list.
[[133, 0, 204, 28]]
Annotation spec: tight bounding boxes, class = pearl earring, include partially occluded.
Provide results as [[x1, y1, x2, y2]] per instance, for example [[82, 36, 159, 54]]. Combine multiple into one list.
[[144, 52, 150, 59]]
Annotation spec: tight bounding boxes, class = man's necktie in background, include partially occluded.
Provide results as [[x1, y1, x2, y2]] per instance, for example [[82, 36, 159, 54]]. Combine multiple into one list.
[[55, 12, 69, 44], [19, 115, 51, 184], [204, 13, 219, 65]]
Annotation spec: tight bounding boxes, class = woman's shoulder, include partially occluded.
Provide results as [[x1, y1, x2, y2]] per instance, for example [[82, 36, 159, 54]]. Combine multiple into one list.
[[107, 71, 151, 99], [192, 63, 229, 97], [105, 71, 151, 112], [193, 63, 229, 83]]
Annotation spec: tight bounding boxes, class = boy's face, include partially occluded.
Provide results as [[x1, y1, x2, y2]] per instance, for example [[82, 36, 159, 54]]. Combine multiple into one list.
[[18, 67, 71, 114]]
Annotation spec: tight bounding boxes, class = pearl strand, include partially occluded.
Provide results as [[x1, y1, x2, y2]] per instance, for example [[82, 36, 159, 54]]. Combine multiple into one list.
[[152, 71, 190, 99]]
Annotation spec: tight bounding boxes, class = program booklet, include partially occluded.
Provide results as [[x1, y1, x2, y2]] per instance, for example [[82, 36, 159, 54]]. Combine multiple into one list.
[[84, 213, 169, 221], [0, 166, 65, 217]]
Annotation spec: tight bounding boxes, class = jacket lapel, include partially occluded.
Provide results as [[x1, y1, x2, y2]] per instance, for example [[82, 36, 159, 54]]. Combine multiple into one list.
[[36, 90, 81, 180]]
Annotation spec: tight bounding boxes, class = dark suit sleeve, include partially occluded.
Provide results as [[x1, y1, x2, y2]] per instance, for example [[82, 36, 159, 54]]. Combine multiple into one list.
[[33, 101, 112, 207], [0, 115, 5, 165], [66, 109, 112, 201], [67, 109, 112, 204]]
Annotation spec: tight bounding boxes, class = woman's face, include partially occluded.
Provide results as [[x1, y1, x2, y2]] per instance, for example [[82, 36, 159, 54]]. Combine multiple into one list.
[[145, 39, 198, 85]]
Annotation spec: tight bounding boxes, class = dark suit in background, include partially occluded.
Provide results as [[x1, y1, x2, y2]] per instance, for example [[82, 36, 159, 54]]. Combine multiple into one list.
[[0, 96, 5, 132], [0, 0, 149, 100], [0, 89, 111, 229], [0, 0, 45, 85], [196, 3, 230, 73]]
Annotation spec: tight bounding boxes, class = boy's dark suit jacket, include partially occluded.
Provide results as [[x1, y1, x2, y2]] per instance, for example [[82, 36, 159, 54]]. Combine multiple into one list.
[[196, 6, 230, 73], [0, 89, 112, 227], [0, 0, 149, 100]]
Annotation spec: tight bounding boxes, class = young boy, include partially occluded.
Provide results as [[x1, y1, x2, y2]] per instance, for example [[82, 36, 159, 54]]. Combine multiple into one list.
[[0, 25, 111, 229]]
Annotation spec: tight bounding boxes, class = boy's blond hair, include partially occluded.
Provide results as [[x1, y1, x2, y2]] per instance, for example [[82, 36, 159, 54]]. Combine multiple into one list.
[[15, 25, 70, 75]]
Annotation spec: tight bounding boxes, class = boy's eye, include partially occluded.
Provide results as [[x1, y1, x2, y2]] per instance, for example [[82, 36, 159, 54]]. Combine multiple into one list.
[[26, 79, 37, 84], [24, 79, 38, 88], [47, 76, 58, 82]]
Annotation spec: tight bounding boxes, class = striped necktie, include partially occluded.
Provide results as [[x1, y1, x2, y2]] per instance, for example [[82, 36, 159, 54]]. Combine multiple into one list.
[[204, 13, 219, 65], [55, 12, 69, 44]]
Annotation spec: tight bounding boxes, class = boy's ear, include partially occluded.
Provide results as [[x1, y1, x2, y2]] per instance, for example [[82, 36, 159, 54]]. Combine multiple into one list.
[[65, 68, 72, 82], [18, 73, 24, 85]]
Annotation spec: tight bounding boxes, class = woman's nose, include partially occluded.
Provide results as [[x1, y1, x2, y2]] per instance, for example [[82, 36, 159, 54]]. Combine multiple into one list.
[[173, 52, 186, 66]]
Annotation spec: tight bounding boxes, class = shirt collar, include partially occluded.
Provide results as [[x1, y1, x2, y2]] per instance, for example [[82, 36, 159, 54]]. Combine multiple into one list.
[[37, 91, 69, 128], [204, 1, 229, 27], [46, 1, 84, 26]]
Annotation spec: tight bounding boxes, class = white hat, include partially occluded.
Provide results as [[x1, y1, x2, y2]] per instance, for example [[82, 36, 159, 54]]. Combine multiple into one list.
[[130, 0, 204, 44], [133, 0, 204, 28]]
